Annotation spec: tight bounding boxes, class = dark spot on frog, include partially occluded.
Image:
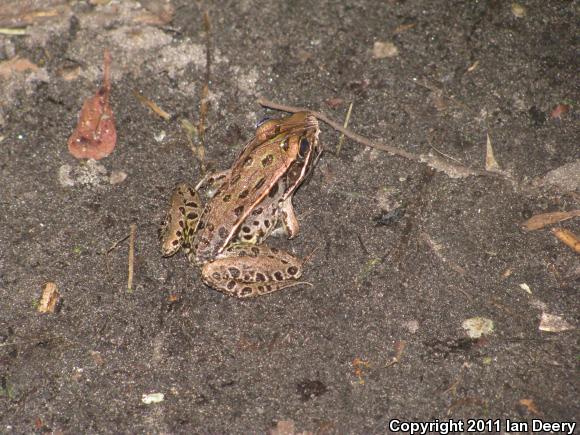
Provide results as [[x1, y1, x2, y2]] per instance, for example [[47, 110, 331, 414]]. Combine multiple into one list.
[[243, 157, 253, 167], [242, 226, 251, 233], [268, 183, 279, 198], [251, 246, 260, 255], [296, 379, 328, 402], [254, 177, 266, 191], [228, 267, 240, 278], [230, 174, 241, 185], [218, 226, 228, 239], [270, 247, 279, 254], [255, 272, 266, 281], [172, 240, 179, 246], [243, 234, 253, 240], [253, 221, 260, 226], [222, 194, 231, 202], [287, 266, 298, 276], [186, 202, 198, 208], [261, 155, 274, 167], [226, 280, 236, 290], [264, 220, 270, 228], [252, 207, 263, 215], [239, 189, 249, 199], [274, 271, 283, 281], [179, 206, 185, 214], [233, 205, 244, 217], [187, 212, 198, 220]]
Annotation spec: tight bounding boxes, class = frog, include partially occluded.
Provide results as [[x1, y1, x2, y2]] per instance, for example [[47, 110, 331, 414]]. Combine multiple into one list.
[[160, 111, 321, 298]]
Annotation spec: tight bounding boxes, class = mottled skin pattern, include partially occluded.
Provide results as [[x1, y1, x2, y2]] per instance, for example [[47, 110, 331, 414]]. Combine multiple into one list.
[[160, 112, 321, 298]]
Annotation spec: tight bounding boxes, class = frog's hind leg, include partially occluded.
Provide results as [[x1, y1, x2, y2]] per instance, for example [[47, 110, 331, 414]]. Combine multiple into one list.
[[160, 183, 202, 257], [201, 244, 307, 298]]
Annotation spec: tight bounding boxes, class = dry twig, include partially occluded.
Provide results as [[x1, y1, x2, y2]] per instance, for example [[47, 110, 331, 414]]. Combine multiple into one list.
[[257, 97, 505, 179], [127, 224, 137, 291]]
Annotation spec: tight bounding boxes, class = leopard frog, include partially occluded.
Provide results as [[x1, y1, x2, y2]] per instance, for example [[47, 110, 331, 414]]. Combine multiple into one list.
[[160, 112, 321, 298]]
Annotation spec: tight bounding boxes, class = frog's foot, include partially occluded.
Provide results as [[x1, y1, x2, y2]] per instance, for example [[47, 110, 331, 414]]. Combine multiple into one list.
[[200, 244, 307, 298], [160, 183, 202, 257]]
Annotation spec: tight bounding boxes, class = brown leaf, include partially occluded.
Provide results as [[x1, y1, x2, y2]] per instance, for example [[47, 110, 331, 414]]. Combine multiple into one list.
[[552, 228, 580, 254], [485, 133, 500, 171], [67, 49, 116, 160], [372, 41, 398, 59], [0, 56, 38, 79], [521, 210, 580, 231], [550, 103, 570, 119], [38, 282, 60, 313], [519, 398, 543, 416], [539, 312, 575, 332]]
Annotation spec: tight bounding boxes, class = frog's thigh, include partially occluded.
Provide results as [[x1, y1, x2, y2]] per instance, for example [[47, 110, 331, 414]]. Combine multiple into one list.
[[279, 198, 299, 239], [201, 245, 303, 298], [160, 183, 202, 256]]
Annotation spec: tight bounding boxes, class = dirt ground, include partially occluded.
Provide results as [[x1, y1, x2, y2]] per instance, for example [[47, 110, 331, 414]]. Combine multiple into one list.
[[1, 0, 578, 433]]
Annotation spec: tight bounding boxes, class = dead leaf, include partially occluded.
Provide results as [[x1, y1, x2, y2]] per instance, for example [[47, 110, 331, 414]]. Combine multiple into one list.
[[511, 3, 527, 18], [552, 228, 580, 254], [0, 0, 70, 27], [550, 103, 570, 119], [352, 358, 371, 384], [372, 41, 398, 59], [0, 56, 38, 79], [67, 49, 117, 160], [386, 340, 407, 366], [485, 133, 500, 171], [519, 398, 543, 416], [467, 60, 480, 72], [271, 420, 295, 435], [462, 317, 494, 338], [141, 392, 164, 404], [58, 65, 81, 81], [521, 210, 580, 231], [393, 23, 416, 34], [109, 170, 127, 185], [38, 282, 60, 313], [539, 312, 575, 332]]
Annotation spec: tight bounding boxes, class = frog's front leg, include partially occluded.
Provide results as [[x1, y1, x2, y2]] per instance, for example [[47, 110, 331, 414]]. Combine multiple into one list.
[[201, 244, 304, 298], [160, 183, 203, 257], [278, 197, 300, 239]]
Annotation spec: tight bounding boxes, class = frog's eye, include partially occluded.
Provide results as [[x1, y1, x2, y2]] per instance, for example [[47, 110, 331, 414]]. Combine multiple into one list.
[[299, 138, 310, 157], [256, 117, 271, 128]]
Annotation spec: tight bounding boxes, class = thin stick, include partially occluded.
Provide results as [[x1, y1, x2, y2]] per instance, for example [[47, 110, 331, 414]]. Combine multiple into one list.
[[336, 101, 353, 155], [257, 97, 502, 179], [105, 233, 130, 254], [127, 224, 137, 292]]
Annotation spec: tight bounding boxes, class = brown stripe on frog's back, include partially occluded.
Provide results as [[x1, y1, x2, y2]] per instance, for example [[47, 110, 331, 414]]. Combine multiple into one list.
[[194, 147, 293, 261]]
